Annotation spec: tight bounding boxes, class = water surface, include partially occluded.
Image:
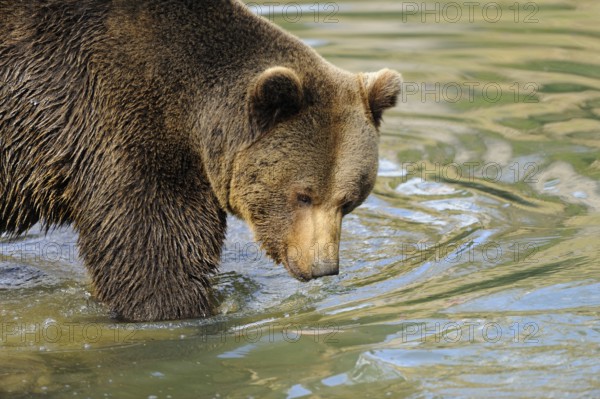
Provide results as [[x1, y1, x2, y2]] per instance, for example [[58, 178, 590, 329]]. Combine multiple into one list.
[[1, 1, 599, 397]]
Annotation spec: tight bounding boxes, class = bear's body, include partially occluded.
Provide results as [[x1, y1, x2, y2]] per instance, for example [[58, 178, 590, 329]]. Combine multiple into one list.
[[0, 0, 401, 321]]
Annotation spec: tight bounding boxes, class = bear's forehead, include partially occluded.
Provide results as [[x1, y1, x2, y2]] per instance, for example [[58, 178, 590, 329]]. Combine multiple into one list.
[[308, 125, 379, 199], [324, 80, 377, 136]]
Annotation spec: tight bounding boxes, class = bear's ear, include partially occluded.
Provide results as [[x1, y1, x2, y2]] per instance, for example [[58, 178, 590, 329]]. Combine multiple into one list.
[[248, 66, 304, 135], [362, 69, 402, 128]]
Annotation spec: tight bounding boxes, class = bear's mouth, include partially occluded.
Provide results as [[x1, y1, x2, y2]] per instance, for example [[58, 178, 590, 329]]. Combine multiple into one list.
[[283, 254, 312, 282], [264, 241, 314, 281]]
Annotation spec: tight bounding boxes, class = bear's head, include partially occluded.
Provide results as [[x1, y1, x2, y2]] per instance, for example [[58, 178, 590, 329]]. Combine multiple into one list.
[[230, 66, 402, 281]]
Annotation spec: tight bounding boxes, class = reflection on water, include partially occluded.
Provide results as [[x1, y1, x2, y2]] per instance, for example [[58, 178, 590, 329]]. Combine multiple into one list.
[[1, 0, 600, 397]]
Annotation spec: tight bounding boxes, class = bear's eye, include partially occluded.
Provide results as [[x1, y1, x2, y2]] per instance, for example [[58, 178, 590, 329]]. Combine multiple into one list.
[[297, 194, 312, 207]]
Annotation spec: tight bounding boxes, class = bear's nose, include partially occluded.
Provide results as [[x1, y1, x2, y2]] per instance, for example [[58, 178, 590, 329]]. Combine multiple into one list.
[[311, 260, 339, 278]]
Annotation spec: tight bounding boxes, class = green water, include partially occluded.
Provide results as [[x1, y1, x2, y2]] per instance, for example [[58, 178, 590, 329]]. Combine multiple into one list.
[[2, 1, 600, 397]]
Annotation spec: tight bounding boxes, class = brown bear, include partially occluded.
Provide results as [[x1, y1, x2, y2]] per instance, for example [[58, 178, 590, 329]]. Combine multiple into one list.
[[0, 0, 402, 321]]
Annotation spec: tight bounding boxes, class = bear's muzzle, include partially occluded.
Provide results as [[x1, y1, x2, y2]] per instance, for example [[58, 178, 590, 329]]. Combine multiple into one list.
[[285, 206, 341, 280]]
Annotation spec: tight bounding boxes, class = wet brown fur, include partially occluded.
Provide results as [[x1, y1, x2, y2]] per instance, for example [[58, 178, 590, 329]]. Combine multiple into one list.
[[0, 0, 401, 321]]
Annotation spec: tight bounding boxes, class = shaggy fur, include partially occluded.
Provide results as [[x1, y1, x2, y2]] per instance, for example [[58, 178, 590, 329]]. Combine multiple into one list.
[[0, 0, 401, 321]]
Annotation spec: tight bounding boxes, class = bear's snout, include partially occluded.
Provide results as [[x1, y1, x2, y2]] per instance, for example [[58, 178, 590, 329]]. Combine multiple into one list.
[[284, 256, 339, 281], [285, 207, 342, 281]]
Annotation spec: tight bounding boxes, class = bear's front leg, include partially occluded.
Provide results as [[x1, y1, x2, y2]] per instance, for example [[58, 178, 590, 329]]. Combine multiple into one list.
[[74, 165, 227, 322]]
